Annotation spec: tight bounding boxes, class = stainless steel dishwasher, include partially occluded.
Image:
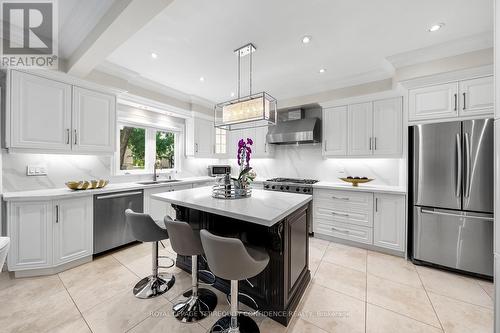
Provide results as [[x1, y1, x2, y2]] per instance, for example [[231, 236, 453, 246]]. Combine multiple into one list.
[[93, 190, 144, 254]]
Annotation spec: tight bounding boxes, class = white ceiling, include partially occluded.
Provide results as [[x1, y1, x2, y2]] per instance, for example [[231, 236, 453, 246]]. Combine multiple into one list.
[[105, 0, 493, 103]]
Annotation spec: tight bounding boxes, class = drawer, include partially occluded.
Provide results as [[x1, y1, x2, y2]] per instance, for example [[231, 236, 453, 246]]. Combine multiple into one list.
[[313, 204, 373, 227], [314, 218, 373, 244], [314, 189, 373, 211]]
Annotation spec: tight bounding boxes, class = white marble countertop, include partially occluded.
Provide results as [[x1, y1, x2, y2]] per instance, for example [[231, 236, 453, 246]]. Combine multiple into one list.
[[2, 177, 215, 201], [152, 187, 312, 227], [313, 181, 406, 194]]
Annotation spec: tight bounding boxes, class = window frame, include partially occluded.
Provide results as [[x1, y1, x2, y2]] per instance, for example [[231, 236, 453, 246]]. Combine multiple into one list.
[[115, 121, 180, 175]]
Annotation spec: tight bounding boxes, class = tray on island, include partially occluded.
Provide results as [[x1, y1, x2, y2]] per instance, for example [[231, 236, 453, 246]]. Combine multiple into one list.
[[212, 184, 252, 199]]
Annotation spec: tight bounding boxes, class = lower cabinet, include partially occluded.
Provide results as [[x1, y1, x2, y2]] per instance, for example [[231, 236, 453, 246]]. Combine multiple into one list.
[[7, 197, 93, 271], [313, 189, 406, 253]]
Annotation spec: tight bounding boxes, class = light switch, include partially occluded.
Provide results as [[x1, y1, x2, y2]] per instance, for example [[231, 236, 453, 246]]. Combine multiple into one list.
[[26, 165, 47, 176]]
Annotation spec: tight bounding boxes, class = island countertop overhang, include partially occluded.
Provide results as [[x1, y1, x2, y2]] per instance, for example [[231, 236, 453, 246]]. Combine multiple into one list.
[[151, 187, 312, 227]]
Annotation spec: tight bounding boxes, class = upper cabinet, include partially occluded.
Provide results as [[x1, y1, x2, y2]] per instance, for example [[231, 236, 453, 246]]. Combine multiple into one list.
[[323, 106, 347, 156], [72, 87, 116, 153], [7, 70, 117, 154], [323, 97, 402, 158], [408, 75, 493, 122], [226, 126, 274, 159], [185, 117, 215, 157]]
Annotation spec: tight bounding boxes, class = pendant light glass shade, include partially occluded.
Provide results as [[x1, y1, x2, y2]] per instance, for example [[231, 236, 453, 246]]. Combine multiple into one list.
[[215, 92, 276, 130]]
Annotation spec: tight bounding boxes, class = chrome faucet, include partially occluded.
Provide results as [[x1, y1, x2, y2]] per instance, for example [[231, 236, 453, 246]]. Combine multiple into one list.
[[153, 161, 160, 182]]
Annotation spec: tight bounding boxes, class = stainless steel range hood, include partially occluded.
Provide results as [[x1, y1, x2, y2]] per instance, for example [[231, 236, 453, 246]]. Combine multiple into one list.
[[267, 117, 321, 145]]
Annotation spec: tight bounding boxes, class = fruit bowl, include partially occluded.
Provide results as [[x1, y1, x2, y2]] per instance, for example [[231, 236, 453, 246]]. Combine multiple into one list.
[[65, 179, 109, 190], [339, 177, 374, 187]]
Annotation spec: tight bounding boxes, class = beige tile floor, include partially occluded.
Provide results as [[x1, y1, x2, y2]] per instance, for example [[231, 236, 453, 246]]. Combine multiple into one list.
[[0, 237, 494, 333]]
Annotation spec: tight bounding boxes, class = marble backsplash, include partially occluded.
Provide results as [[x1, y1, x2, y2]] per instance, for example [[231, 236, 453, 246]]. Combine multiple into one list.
[[2, 145, 404, 192]]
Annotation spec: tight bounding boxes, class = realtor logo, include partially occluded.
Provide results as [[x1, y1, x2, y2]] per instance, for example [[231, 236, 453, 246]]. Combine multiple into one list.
[[1, 0, 58, 68]]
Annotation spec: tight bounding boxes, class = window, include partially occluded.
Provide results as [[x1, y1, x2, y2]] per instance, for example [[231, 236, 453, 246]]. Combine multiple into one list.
[[119, 126, 146, 170], [155, 130, 175, 169], [117, 123, 178, 174], [215, 127, 227, 154]]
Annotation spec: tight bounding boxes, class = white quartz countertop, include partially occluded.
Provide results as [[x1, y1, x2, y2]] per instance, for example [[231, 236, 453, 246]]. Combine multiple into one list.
[[313, 181, 406, 194], [152, 187, 312, 227], [2, 177, 214, 201]]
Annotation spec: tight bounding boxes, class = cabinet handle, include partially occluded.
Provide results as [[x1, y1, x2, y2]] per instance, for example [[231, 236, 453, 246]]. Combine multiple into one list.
[[332, 196, 350, 201], [332, 227, 349, 234], [332, 211, 349, 217], [454, 93, 458, 111], [375, 198, 378, 212], [74, 129, 77, 145], [462, 93, 466, 110], [55, 205, 59, 223], [265, 143, 267, 153], [195, 143, 198, 153], [324, 140, 327, 151], [66, 129, 70, 144], [369, 137, 372, 150], [374, 137, 377, 150]]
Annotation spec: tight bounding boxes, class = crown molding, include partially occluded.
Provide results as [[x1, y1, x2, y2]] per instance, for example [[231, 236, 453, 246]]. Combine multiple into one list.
[[387, 32, 493, 69], [118, 93, 192, 119], [96, 60, 215, 109]]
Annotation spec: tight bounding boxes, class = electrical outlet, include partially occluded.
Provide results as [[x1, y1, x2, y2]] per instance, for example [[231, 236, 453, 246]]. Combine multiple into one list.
[[26, 165, 47, 176]]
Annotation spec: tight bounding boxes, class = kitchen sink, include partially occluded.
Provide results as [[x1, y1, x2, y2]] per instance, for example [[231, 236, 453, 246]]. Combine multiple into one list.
[[136, 180, 182, 185]]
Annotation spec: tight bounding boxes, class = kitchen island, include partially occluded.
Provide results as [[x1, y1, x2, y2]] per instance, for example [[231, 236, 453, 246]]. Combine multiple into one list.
[[152, 187, 312, 326]]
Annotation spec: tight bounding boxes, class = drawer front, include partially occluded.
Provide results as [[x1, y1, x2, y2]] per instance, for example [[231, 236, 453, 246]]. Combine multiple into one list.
[[313, 204, 373, 227], [314, 189, 373, 211], [314, 218, 373, 244]]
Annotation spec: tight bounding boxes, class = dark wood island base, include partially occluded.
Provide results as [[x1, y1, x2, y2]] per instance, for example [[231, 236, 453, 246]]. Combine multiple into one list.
[[173, 203, 311, 326]]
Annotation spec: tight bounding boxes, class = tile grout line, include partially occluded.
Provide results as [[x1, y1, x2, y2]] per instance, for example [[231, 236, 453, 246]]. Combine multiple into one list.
[[414, 268, 445, 332], [56, 273, 95, 333], [124, 300, 175, 333]]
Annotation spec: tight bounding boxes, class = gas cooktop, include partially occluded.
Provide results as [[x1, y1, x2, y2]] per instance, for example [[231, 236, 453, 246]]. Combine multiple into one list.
[[263, 178, 318, 194]]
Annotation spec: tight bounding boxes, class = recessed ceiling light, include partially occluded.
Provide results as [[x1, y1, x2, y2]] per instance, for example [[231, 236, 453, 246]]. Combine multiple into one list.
[[319, 68, 326, 73], [199, 77, 205, 82], [428, 23, 444, 32], [151, 52, 158, 59], [302, 35, 312, 44]]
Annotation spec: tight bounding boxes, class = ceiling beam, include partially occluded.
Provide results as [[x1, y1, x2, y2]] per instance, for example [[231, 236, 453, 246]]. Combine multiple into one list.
[[66, 0, 174, 77]]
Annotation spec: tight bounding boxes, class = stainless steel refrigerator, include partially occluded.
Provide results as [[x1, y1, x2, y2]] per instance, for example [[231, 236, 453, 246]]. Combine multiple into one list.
[[412, 119, 494, 277]]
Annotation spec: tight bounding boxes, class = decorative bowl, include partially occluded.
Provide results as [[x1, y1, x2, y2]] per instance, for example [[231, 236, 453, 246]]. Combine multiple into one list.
[[65, 179, 109, 191], [339, 177, 374, 187]]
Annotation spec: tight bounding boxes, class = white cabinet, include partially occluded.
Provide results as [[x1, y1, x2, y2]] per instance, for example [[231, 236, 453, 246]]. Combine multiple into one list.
[[313, 189, 406, 253], [7, 70, 117, 154], [459, 76, 494, 117], [408, 83, 458, 121], [72, 87, 116, 153], [348, 102, 373, 156], [408, 76, 493, 122], [7, 197, 93, 272], [373, 194, 405, 251], [227, 126, 273, 159], [323, 106, 347, 156], [7, 201, 53, 270], [372, 98, 403, 156], [53, 197, 93, 265], [144, 184, 193, 221], [186, 117, 215, 157], [10, 70, 72, 151]]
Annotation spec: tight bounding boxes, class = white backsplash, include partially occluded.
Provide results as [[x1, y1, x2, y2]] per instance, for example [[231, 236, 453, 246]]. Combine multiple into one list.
[[2, 144, 403, 192]]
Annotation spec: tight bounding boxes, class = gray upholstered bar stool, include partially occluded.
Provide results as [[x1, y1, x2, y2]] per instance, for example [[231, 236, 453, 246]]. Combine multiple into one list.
[[125, 209, 175, 299], [163, 216, 217, 323], [200, 229, 270, 333]]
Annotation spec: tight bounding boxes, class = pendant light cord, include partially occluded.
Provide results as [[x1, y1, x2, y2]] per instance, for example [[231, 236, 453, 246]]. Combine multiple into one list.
[[249, 46, 252, 96], [237, 51, 241, 99]]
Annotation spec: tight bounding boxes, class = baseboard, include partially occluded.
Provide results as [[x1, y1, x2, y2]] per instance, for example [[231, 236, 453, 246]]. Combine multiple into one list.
[[12, 256, 92, 278]]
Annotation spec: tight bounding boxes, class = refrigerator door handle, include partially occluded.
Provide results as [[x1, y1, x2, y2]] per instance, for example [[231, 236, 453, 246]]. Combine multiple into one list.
[[420, 208, 493, 221], [455, 133, 462, 197], [464, 132, 471, 198]]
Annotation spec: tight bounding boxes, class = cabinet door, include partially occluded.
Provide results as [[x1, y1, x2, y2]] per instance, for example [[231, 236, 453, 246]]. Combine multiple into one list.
[[373, 194, 405, 251], [323, 106, 348, 156], [227, 128, 245, 160], [10, 71, 72, 151], [459, 76, 494, 116], [194, 119, 215, 156], [72, 87, 116, 153], [408, 83, 458, 121], [373, 98, 402, 156], [7, 201, 53, 270], [253, 126, 274, 157], [54, 197, 93, 265], [348, 102, 373, 156]]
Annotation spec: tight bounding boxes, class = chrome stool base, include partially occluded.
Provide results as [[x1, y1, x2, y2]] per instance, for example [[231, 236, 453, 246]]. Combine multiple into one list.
[[210, 314, 260, 333], [173, 288, 218, 323], [133, 273, 175, 299]]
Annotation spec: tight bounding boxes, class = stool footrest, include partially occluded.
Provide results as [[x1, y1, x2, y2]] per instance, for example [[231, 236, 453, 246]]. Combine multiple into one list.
[[226, 292, 259, 316]]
